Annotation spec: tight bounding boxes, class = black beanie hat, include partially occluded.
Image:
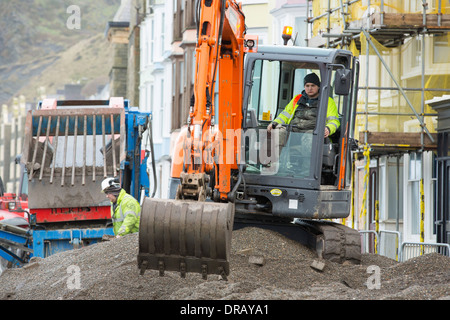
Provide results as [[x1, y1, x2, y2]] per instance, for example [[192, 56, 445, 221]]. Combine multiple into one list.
[[304, 73, 321, 87]]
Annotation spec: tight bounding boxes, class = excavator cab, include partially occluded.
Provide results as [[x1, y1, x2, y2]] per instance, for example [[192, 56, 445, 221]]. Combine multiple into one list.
[[240, 46, 359, 220]]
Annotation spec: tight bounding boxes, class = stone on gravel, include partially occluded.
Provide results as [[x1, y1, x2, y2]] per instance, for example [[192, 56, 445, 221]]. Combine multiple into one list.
[[310, 260, 326, 271]]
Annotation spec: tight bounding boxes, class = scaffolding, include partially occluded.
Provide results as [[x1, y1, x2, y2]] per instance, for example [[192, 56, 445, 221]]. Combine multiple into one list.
[[306, 0, 450, 154], [306, 1, 450, 255]]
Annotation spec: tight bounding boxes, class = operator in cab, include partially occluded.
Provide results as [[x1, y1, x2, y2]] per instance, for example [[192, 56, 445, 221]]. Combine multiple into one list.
[[267, 72, 340, 142], [101, 177, 141, 237]]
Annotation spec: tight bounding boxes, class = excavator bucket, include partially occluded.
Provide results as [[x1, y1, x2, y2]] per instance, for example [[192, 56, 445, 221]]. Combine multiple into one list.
[[138, 198, 234, 280]]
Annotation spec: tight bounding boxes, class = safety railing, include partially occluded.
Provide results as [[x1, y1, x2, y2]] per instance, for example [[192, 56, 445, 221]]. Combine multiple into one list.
[[379, 230, 401, 261], [357, 230, 450, 263], [359, 230, 378, 254], [399, 242, 450, 262]]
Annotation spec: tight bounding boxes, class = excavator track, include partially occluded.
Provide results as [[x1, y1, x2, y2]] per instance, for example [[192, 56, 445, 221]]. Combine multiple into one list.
[[234, 216, 362, 265], [294, 219, 361, 264]]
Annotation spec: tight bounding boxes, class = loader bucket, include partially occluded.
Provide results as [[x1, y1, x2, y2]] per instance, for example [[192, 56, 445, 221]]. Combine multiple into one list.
[[22, 106, 125, 212], [138, 198, 234, 280]]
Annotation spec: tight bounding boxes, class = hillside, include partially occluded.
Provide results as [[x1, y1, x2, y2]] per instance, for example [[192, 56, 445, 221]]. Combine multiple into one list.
[[0, 0, 121, 105]]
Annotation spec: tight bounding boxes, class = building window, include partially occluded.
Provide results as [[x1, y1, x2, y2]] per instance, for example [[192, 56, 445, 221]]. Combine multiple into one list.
[[181, 0, 185, 30], [387, 158, 403, 220], [411, 36, 421, 68], [160, 79, 165, 136], [171, 60, 179, 131], [161, 13, 165, 55], [142, 84, 148, 112], [447, 132, 450, 157], [171, 58, 186, 131], [150, 19, 154, 62], [431, 153, 437, 235], [149, 84, 154, 113], [294, 17, 307, 47], [180, 60, 184, 94], [433, 34, 450, 64], [184, 51, 188, 91], [184, 0, 195, 28], [172, 63, 176, 96], [173, 0, 182, 40], [143, 22, 148, 67], [408, 152, 422, 235]]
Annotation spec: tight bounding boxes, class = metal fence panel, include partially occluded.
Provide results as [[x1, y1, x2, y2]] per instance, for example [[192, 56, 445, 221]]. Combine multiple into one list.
[[379, 230, 401, 261], [0, 113, 25, 194], [360, 230, 450, 263], [359, 230, 378, 254], [399, 242, 450, 262]]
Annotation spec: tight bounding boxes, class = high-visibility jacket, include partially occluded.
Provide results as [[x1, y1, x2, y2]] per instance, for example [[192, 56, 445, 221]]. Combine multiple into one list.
[[111, 189, 141, 236], [273, 93, 340, 135]]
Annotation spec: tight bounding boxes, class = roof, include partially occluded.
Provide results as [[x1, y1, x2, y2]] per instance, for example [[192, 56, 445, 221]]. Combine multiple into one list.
[[104, 0, 131, 37], [113, 0, 131, 22], [254, 45, 352, 64]]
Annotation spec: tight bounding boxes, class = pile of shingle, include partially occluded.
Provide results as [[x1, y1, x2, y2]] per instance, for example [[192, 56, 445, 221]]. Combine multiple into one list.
[[0, 227, 448, 300]]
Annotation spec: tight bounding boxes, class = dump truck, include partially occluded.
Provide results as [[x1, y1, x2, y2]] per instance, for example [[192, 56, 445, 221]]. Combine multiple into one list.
[[137, 0, 362, 280], [0, 98, 153, 268]]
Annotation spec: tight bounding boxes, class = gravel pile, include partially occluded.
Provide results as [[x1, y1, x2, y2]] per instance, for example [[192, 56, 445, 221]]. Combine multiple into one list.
[[0, 227, 449, 300]]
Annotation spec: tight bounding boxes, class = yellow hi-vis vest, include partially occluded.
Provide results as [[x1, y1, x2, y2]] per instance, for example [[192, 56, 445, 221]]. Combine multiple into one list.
[[111, 189, 141, 236], [273, 94, 340, 135]]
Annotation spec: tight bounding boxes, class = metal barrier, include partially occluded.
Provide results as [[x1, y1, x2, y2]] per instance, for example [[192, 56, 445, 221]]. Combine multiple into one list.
[[0, 110, 25, 194], [359, 230, 378, 254], [360, 230, 450, 262], [399, 242, 450, 262], [379, 230, 401, 261]]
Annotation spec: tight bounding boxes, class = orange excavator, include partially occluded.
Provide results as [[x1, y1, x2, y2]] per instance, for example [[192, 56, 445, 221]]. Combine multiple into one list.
[[138, 0, 361, 280]]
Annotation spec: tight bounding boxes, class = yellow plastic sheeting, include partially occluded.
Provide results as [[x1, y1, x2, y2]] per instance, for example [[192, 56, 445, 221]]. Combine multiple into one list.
[[311, 1, 450, 138], [311, 0, 345, 36], [355, 31, 448, 136]]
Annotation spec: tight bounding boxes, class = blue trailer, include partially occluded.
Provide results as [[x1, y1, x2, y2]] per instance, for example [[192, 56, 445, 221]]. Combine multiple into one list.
[[0, 98, 153, 269]]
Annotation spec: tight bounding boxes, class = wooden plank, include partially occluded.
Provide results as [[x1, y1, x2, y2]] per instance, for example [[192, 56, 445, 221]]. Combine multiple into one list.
[[359, 131, 437, 149], [381, 13, 450, 28], [349, 12, 450, 29]]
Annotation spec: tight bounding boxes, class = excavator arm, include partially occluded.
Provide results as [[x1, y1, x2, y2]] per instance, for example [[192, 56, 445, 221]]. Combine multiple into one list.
[[180, 0, 246, 201], [138, 0, 248, 280]]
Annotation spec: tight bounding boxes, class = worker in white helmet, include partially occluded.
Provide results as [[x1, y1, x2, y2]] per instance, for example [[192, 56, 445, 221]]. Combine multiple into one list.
[[101, 177, 141, 237]]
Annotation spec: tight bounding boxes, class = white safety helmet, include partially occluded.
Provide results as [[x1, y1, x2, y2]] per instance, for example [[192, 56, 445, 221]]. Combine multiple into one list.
[[101, 177, 120, 193]]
